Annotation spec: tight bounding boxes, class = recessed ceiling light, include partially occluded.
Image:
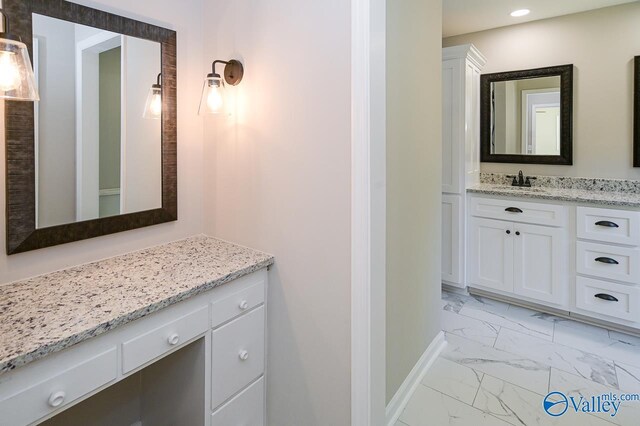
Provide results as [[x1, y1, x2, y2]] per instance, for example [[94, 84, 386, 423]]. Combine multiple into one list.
[[510, 9, 530, 17]]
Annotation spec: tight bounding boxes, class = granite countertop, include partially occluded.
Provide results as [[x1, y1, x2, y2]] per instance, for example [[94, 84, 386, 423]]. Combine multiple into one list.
[[468, 183, 640, 208], [0, 235, 274, 376]]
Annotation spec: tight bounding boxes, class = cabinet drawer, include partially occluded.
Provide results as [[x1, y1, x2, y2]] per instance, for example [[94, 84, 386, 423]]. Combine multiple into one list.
[[211, 377, 264, 426], [211, 306, 265, 409], [212, 280, 265, 329], [577, 206, 640, 246], [576, 276, 640, 322], [0, 348, 117, 426], [576, 241, 640, 284], [122, 306, 209, 374], [469, 196, 567, 227]]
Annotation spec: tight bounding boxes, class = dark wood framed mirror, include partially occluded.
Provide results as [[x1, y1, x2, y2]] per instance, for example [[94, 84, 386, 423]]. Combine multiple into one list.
[[634, 56, 640, 167], [5, 0, 177, 254], [480, 64, 573, 165]]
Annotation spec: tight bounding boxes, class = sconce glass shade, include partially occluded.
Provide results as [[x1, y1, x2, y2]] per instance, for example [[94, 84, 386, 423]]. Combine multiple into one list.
[[143, 85, 162, 119], [198, 75, 226, 115], [0, 37, 39, 101]]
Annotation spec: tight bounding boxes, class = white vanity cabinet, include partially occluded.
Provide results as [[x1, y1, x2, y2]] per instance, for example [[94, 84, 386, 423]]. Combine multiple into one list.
[[0, 269, 268, 426], [441, 44, 486, 288], [468, 196, 568, 306], [467, 193, 640, 330]]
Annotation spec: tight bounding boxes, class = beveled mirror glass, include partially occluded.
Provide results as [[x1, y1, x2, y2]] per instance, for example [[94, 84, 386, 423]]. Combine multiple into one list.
[[5, 0, 177, 254], [32, 14, 162, 229], [481, 65, 573, 165]]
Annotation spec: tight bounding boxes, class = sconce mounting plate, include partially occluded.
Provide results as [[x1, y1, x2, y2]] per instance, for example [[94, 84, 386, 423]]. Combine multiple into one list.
[[224, 60, 244, 86]]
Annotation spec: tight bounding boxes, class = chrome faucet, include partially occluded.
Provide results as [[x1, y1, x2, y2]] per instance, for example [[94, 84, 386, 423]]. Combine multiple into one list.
[[507, 170, 537, 187]]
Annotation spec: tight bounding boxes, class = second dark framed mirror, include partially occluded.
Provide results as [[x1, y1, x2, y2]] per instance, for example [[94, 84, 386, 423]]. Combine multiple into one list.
[[480, 64, 574, 165]]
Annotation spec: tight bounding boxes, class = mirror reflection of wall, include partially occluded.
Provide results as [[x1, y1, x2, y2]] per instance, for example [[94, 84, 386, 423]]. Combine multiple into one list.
[[32, 14, 162, 229], [491, 76, 561, 156]]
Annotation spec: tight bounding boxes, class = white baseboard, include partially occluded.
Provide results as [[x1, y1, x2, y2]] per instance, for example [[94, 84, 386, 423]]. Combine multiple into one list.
[[385, 331, 447, 426]]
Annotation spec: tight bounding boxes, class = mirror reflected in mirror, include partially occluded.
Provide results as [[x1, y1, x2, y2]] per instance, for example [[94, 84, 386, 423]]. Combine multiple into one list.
[[491, 76, 561, 156], [480, 65, 573, 165], [32, 14, 162, 229]]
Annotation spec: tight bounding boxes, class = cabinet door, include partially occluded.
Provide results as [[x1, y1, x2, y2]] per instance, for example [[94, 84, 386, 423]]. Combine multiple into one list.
[[442, 59, 462, 194], [513, 223, 566, 305], [468, 217, 513, 292], [442, 195, 463, 286]]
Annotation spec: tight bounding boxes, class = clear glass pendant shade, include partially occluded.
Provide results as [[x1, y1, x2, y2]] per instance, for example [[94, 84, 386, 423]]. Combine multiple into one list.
[[143, 86, 162, 119], [0, 37, 39, 101], [198, 75, 226, 115]]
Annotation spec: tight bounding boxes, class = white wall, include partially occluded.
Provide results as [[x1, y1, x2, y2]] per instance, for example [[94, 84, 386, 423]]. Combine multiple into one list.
[[201, 1, 352, 424], [32, 14, 77, 228], [443, 2, 640, 179], [386, 0, 443, 403], [0, 0, 204, 285]]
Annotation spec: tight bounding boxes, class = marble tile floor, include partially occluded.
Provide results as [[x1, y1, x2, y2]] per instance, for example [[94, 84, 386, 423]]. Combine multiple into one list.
[[397, 290, 640, 426]]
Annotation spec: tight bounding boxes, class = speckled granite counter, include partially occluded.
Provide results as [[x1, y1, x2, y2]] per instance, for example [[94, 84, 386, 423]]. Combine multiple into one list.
[[468, 173, 640, 208], [0, 235, 274, 375], [468, 183, 640, 208]]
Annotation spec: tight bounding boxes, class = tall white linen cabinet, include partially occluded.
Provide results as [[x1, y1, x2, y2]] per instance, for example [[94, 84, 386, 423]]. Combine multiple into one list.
[[441, 44, 486, 289]]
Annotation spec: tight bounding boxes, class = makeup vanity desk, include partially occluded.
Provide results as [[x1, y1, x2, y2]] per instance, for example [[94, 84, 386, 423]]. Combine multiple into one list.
[[0, 236, 273, 426]]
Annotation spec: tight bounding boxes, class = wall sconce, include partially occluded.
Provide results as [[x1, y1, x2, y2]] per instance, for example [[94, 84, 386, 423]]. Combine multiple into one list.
[[198, 59, 244, 115], [0, 8, 39, 101], [143, 73, 162, 119]]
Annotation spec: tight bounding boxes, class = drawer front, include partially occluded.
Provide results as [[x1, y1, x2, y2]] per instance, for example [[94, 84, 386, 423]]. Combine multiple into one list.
[[211, 377, 264, 426], [122, 305, 209, 374], [577, 206, 640, 246], [0, 348, 117, 426], [211, 306, 265, 409], [469, 196, 567, 227], [576, 276, 640, 322], [576, 241, 640, 284], [212, 280, 265, 329]]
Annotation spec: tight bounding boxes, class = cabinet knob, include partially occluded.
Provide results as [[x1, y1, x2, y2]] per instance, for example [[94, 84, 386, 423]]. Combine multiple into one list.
[[239, 300, 249, 310], [48, 391, 66, 408], [167, 334, 180, 346], [239, 350, 250, 361], [515, 231, 520, 236], [506, 230, 511, 235]]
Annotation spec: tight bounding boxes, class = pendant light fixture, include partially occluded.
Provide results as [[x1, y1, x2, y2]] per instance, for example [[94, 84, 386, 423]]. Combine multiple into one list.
[[198, 59, 244, 115], [143, 73, 162, 119], [0, 8, 39, 101]]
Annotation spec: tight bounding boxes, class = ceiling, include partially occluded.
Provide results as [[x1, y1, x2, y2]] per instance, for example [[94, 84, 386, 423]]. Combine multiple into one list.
[[443, 0, 638, 37]]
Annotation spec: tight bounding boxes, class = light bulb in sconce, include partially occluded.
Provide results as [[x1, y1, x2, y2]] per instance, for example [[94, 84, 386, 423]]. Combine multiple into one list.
[[143, 73, 162, 119], [198, 59, 244, 116], [200, 75, 225, 114], [0, 8, 39, 101], [0, 50, 20, 91]]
